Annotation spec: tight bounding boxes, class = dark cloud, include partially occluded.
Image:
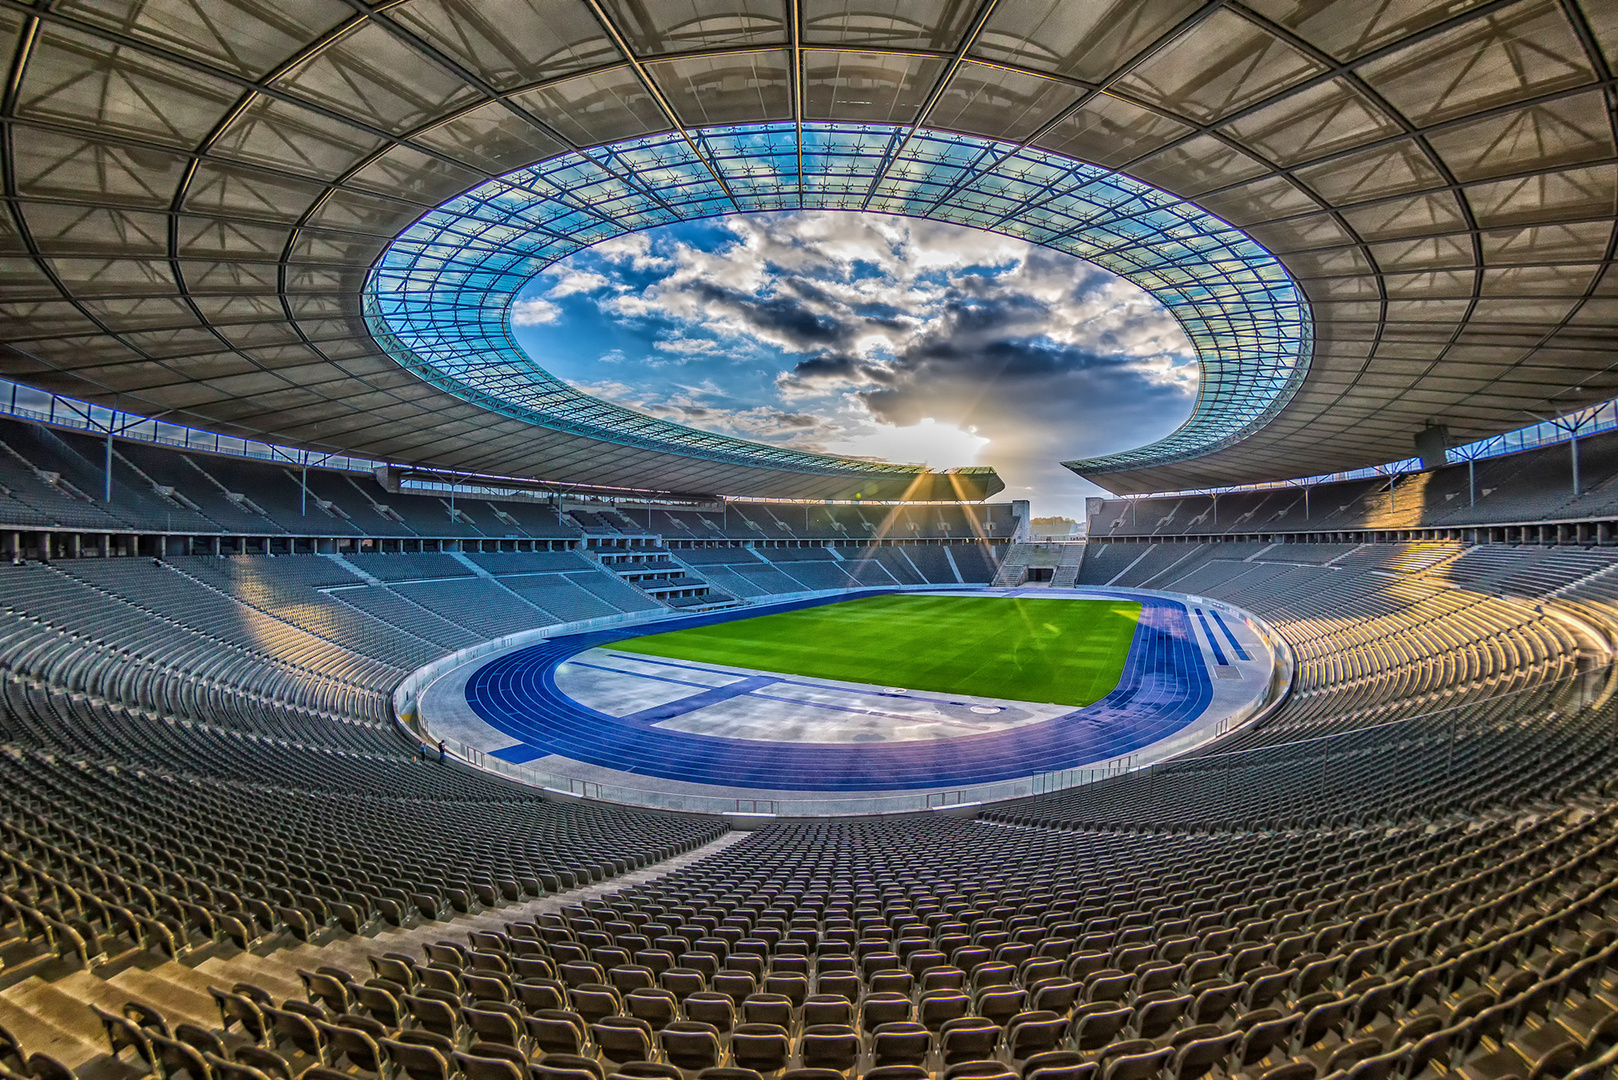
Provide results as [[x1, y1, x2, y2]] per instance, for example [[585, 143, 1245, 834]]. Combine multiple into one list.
[[785, 353, 861, 381], [779, 292, 1150, 396], [688, 282, 857, 351], [861, 341, 1193, 514], [648, 402, 831, 440], [528, 210, 1199, 516], [799, 289, 1195, 509]]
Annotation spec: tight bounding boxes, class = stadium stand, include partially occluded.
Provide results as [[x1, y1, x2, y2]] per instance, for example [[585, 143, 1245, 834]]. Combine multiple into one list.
[[950, 546, 1003, 584], [1086, 429, 1618, 544], [0, 417, 1006, 606], [10, 2, 1618, 1077], [0, 501, 1611, 1080], [11, 407, 1618, 1080], [1, 415, 1616, 1072]]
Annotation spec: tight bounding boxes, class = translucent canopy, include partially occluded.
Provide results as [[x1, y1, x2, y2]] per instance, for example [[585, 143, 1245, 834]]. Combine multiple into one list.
[[368, 122, 1310, 478], [0, 0, 1610, 495]]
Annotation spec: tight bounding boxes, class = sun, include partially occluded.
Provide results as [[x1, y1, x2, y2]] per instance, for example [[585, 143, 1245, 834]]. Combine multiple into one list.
[[827, 417, 990, 468]]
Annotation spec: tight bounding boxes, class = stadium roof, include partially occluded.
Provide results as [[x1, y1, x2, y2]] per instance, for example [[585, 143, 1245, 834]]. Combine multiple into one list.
[[0, 0, 1612, 498]]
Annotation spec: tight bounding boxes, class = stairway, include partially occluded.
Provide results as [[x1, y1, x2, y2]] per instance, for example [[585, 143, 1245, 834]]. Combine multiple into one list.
[[991, 542, 1036, 587], [1050, 543, 1086, 587]]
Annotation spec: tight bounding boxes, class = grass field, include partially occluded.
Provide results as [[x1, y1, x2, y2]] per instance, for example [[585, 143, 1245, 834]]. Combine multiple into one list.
[[610, 594, 1142, 707]]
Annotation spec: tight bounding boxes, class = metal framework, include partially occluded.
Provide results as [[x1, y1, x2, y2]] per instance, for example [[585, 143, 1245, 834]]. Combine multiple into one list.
[[369, 121, 1308, 476], [0, 0, 1612, 495]]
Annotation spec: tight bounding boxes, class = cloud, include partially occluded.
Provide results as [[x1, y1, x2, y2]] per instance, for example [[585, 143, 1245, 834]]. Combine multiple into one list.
[[652, 336, 727, 356], [518, 210, 1200, 517], [510, 297, 561, 325], [543, 269, 612, 298], [570, 377, 847, 448], [590, 231, 673, 271]]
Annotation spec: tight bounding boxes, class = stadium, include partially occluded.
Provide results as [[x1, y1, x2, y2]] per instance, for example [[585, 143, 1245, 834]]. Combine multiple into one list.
[[1, 2, 1618, 1080]]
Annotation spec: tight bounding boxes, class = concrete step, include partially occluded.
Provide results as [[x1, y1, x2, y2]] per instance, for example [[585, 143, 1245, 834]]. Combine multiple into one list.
[[35, 970, 131, 1017], [0, 976, 109, 1068], [104, 967, 216, 1028], [193, 953, 303, 1001]]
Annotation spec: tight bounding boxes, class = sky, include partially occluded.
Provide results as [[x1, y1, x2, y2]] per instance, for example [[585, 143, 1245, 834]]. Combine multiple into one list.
[[509, 211, 1198, 519]]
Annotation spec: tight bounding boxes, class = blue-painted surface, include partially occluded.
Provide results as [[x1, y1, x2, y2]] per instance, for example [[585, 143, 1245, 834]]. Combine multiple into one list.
[[1209, 609, 1252, 661], [464, 589, 1213, 791], [1195, 610, 1230, 667]]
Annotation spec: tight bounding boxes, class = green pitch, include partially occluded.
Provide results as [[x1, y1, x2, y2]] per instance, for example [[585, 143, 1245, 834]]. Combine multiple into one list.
[[610, 593, 1142, 707]]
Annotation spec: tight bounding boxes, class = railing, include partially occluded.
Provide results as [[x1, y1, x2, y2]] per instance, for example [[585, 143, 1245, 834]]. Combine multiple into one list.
[[1030, 756, 1136, 795], [418, 735, 1005, 816]]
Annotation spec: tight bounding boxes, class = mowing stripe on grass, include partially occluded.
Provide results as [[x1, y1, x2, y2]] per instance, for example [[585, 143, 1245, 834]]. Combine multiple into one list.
[[610, 593, 1141, 707]]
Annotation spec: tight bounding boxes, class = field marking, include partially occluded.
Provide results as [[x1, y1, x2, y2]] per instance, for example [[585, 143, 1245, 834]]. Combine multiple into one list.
[[650, 689, 1060, 744], [556, 644, 1068, 743]]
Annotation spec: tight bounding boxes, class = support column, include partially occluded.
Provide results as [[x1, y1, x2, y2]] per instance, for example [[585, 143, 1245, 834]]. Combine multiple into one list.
[[1571, 432, 1581, 497]]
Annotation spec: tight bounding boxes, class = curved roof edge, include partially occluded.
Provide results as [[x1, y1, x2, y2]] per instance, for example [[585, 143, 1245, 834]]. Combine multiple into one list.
[[368, 122, 1309, 497]]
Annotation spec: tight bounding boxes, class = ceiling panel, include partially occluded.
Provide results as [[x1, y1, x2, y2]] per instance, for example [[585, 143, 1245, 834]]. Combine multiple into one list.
[[0, 0, 1610, 498]]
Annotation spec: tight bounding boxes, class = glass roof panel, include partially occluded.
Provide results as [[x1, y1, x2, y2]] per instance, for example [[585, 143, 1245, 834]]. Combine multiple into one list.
[[413, 101, 568, 174], [17, 23, 241, 148], [347, 144, 484, 203], [56, 0, 351, 79], [1425, 91, 1614, 182], [1294, 140, 1445, 203], [973, 0, 1202, 83], [801, 0, 976, 50], [595, 0, 788, 56], [1583, 4, 1618, 70], [647, 50, 793, 127], [1034, 94, 1192, 169], [1466, 164, 1616, 226], [26, 204, 168, 256], [1243, 0, 1500, 62], [183, 162, 330, 222], [386, 0, 615, 88], [367, 120, 1311, 478], [210, 96, 384, 179], [1127, 135, 1270, 196], [11, 129, 188, 207], [1222, 78, 1401, 167], [1115, 10, 1327, 124], [802, 51, 947, 123], [274, 22, 484, 134], [511, 66, 670, 147], [1358, 0, 1596, 126], [927, 62, 1081, 144], [1340, 191, 1469, 241]]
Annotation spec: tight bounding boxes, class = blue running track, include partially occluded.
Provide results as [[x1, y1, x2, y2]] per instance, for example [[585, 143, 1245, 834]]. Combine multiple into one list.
[[464, 589, 1212, 791]]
